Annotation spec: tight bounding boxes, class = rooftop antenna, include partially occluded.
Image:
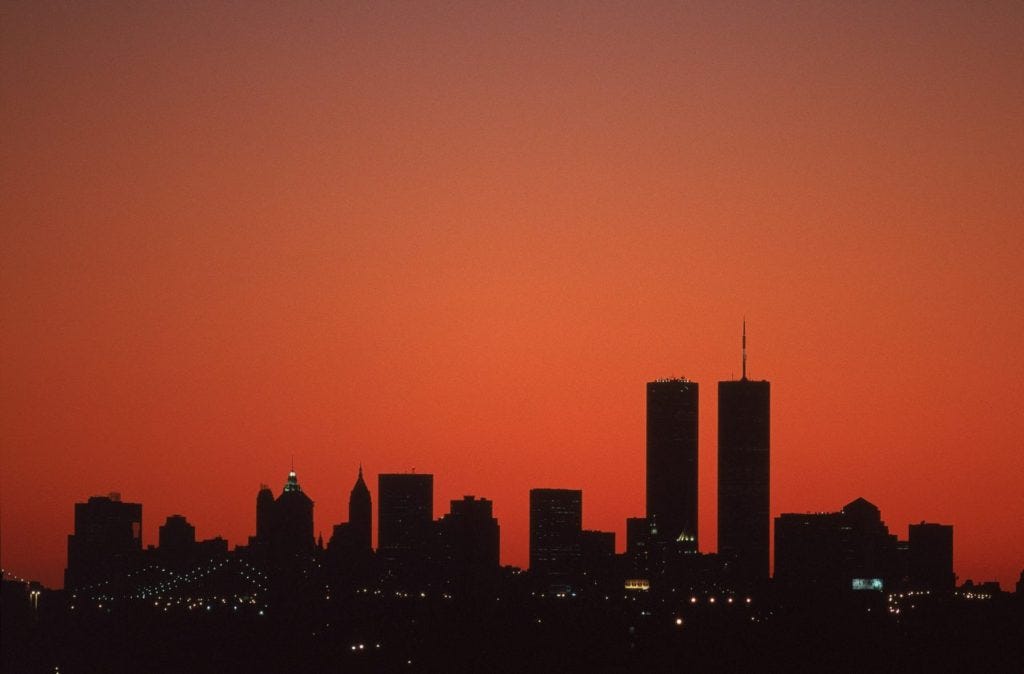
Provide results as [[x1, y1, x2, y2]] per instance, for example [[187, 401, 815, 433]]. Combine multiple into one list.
[[742, 318, 747, 380]]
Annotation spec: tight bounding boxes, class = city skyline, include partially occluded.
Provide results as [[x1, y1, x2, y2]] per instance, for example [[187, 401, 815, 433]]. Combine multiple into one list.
[[4, 330, 1023, 590], [3, 334, 1021, 590], [16, 464, 1013, 672], [5, 341, 1013, 594], [3, 2, 1023, 592]]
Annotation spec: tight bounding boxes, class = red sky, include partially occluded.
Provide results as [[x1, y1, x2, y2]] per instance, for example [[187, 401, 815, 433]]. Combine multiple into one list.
[[2, 2, 1023, 590]]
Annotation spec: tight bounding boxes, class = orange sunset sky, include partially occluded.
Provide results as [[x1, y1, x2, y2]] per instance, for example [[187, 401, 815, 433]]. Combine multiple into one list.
[[2, 2, 1023, 590]]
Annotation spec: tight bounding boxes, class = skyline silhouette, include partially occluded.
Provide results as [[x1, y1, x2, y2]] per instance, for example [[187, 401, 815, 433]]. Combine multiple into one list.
[[4, 335, 1022, 672], [2, 329, 1021, 591], [4, 343, 1011, 596], [4, 0, 1023, 596]]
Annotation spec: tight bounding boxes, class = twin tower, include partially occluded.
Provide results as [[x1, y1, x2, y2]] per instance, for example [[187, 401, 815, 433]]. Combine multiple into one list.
[[646, 323, 770, 580]]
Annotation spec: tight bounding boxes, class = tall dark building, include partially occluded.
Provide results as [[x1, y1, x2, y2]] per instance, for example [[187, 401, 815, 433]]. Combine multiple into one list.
[[774, 497, 901, 595], [625, 517, 654, 557], [774, 511, 848, 593], [272, 470, 315, 563], [580, 529, 615, 565], [438, 496, 500, 586], [718, 322, 771, 580], [348, 465, 372, 553], [646, 378, 699, 550], [65, 493, 142, 590], [158, 514, 196, 565], [529, 488, 582, 575], [255, 484, 275, 544], [328, 465, 374, 560], [908, 522, 954, 591], [378, 473, 434, 555]]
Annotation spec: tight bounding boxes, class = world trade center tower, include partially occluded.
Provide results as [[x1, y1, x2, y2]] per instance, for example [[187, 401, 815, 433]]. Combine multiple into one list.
[[646, 378, 699, 551], [718, 322, 770, 581]]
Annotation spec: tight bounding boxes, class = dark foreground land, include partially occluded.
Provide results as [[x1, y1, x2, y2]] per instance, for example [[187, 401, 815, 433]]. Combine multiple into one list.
[[4, 583, 1022, 673]]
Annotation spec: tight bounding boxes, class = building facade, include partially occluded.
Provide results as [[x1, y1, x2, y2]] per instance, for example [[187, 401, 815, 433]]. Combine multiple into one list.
[[272, 470, 315, 565], [718, 376, 771, 580], [529, 488, 582, 576], [908, 522, 954, 591], [348, 466, 372, 553], [774, 497, 901, 595], [378, 473, 434, 557], [438, 496, 500, 586], [65, 493, 142, 590], [646, 378, 699, 550]]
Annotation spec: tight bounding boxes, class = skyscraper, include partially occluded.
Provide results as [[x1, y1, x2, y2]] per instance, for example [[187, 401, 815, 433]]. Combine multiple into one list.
[[626, 516, 654, 557], [439, 496, 500, 585], [908, 522, 954, 591], [65, 493, 142, 590], [348, 465, 372, 553], [646, 378, 699, 549], [718, 322, 771, 580], [255, 484, 275, 544], [272, 469, 315, 563], [529, 488, 582, 575], [378, 473, 434, 556], [158, 514, 196, 565]]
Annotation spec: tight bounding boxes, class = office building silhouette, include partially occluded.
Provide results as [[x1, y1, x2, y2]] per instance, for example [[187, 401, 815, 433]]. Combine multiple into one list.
[[625, 516, 653, 556], [775, 497, 900, 594], [270, 470, 315, 566], [158, 514, 196, 567], [159, 514, 196, 552], [378, 473, 433, 557], [908, 522, 954, 591], [529, 488, 582, 576], [646, 378, 699, 549], [438, 496, 500, 586], [348, 465, 372, 553], [255, 484, 274, 544], [327, 465, 375, 578], [718, 322, 771, 580], [65, 493, 142, 589]]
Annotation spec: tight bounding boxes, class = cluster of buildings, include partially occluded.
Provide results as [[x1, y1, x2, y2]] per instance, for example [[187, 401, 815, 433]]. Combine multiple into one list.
[[62, 328, 960, 600], [62, 468, 503, 594]]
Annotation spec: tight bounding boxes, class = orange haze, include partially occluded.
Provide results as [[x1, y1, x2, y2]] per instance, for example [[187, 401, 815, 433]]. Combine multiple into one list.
[[2, 2, 1023, 589]]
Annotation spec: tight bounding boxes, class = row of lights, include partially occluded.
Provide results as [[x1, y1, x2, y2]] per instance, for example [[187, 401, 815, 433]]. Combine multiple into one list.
[[688, 596, 753, 605], [72, 558, 269, 600]]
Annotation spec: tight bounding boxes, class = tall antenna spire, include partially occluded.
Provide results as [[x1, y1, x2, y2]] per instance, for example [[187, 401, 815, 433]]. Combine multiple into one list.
[[742, 318, 747, 380]]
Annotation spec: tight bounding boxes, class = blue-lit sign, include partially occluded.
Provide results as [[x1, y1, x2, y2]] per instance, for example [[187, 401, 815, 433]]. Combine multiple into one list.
[[851, 578, 884, 591]]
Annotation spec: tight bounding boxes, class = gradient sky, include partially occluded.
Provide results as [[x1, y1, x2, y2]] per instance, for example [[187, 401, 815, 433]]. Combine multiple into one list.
[[2, 1, 1022, 590]]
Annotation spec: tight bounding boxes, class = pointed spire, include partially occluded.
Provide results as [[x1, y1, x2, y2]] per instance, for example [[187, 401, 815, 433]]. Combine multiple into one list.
[[351, 463, 370, 497], [284, 465, 301, 492], [742, 318, 747, 380]]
